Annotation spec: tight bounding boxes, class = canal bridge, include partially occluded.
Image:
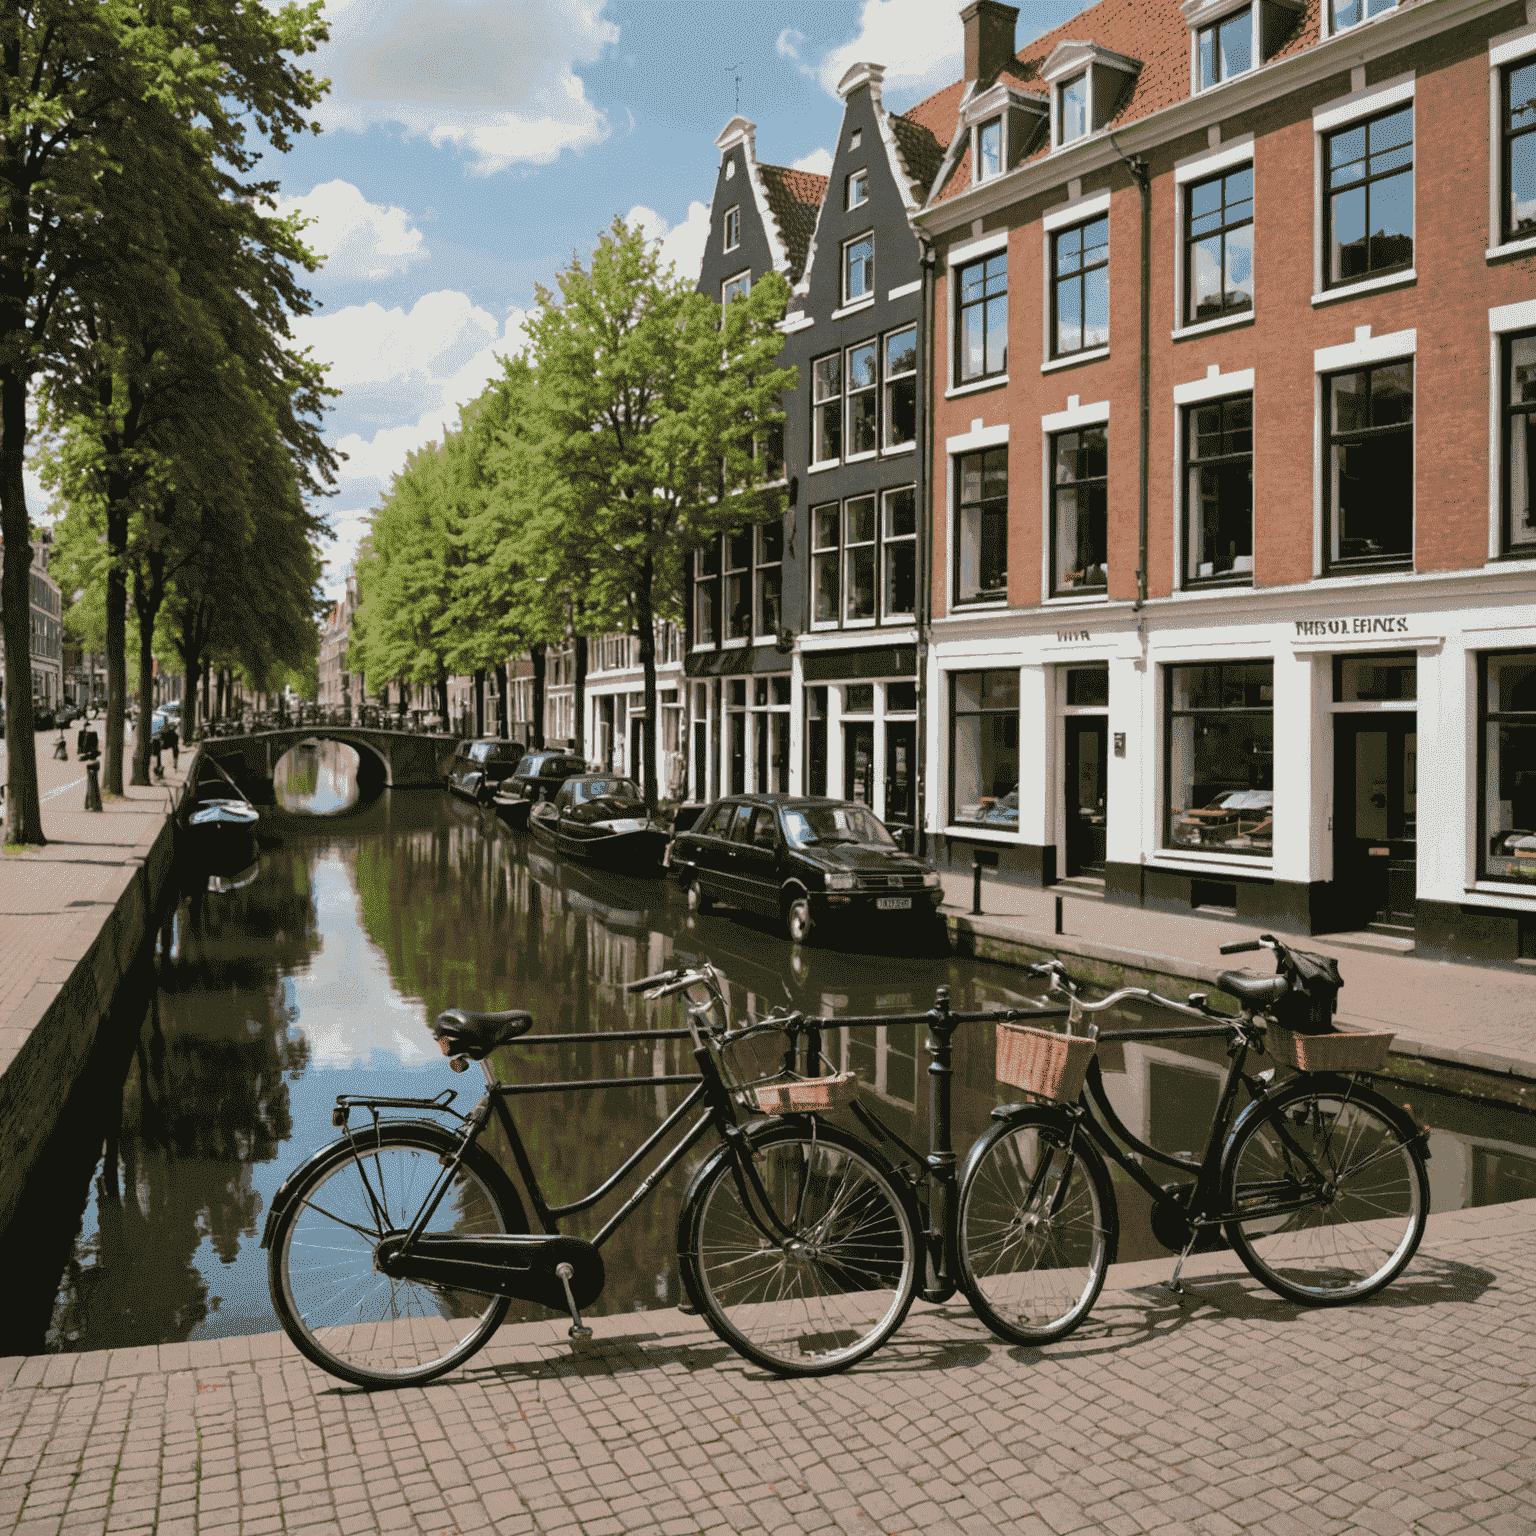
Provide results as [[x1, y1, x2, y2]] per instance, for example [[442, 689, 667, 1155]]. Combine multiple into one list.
[[194, 726, 457, 798]]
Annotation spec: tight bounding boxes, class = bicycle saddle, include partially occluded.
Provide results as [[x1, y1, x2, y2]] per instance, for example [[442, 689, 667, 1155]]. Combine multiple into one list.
[[1216, 970, 1289, 1008], [433, 1007, 535, 1058]]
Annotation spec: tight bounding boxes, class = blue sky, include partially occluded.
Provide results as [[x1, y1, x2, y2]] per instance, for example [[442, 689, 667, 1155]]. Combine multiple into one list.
[[228, 0, 1079, 597]]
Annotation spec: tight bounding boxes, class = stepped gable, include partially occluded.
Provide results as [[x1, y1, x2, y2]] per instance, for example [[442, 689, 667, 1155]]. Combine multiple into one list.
[[925, 0, 1316, 204], [758, 164, 828, 284], [889, 111, 948, 204]]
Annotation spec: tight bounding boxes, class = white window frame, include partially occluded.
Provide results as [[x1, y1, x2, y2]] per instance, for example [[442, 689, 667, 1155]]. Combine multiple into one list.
[[754, 522, 785, 644], [883, 324, 918, 450], [843, 231, 875, 305], [842, 495, 879, 628], [881, 486, 918, 621], [1172, 137, 1255, 339], [1039, 397, 1109, 604], [944, 229, 1010, 399], [1324, 0, 1397, 42], [811, 351, 842, 468], [846, 168, 869, 209], [975, 116, 1004, 182], [1488, 298, 1536, 561], [723, 205, 740, 252], [1172, 370, 1257, 589], [1055, 71, 1090, 148], [845, 338, 879, 463], [1044, 194, 1112, 365], [722, 528, 753, 648], [721, 269, 751, 306], [1488, 22, 1536, 261], [1191, 2, 1256, 94]]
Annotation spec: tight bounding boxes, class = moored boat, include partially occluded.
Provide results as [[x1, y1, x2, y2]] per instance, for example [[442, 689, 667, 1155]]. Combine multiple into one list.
[[527, 775, 669, 871]]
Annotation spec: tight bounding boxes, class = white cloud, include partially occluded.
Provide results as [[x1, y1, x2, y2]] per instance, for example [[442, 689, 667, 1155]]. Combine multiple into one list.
[[313, 0, 618, 174], [792, 147, 833, 177], [276, 181, 427, 282], [783, 0, 964, 102], [625, 202, 710, 285]]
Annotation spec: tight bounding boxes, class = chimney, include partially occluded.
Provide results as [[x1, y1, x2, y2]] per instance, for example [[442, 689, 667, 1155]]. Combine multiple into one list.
[[962, 0, 1020, 87]]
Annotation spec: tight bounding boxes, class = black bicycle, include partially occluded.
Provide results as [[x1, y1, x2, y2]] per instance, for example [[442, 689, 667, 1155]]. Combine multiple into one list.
[[263, 963, 932, 1386], [951, 934, 1431, 1345]]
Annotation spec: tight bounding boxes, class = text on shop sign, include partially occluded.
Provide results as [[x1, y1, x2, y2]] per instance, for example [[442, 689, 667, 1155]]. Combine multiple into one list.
[[1056, 629, 1092, 642], [1293, 616, 1410, 637]]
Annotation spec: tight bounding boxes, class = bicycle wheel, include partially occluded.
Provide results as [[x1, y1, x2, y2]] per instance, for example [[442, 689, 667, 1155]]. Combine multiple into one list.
[[679, 1121, 919, 1376], [268, 1124, 526, 1388], [1221, 1080, 1427, 1306], [956, 1110, 1117, 1346]]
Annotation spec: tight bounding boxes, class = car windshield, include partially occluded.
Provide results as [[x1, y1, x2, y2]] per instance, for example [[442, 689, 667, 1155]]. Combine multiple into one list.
[[781, 804, 895, 848], [573, 778, 639, 803]]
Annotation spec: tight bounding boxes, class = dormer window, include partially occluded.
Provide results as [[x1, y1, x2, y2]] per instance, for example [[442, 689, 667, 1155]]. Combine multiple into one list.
[[1197, 6, 1252, 89], [1042, 43, 1142, 151], [977, 118, 1003, 180], [1060, 75, 1089, 143], [1331, 0, 1395, 32], [723, 206, 740, 252], [846, 169, 869, 209]]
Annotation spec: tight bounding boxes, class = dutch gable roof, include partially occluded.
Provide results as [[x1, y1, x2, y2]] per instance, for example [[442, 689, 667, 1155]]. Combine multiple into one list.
[[757, 164, 828, 284]]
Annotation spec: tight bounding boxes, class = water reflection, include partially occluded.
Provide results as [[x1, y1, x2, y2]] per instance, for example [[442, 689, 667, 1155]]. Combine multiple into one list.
[[21, 766, 1536, 1356], [273, 739, 361, 814]]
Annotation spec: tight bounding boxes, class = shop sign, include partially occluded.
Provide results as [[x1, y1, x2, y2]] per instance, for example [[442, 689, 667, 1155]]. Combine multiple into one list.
[[1293, 616, 1410, 638], [1055, 628, 1093, 642]]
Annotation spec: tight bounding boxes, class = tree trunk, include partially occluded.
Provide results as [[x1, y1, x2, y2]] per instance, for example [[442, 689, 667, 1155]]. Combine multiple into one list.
[[636, 561, 658, 812], [530, 644, 546, 750], [130, 568, 162, 786], [474, 668, 485, 738], [435, 674, 447, 724], [0, 380, 42, 841], [494, 662, 508, 739], [573, 635, 588, 756]]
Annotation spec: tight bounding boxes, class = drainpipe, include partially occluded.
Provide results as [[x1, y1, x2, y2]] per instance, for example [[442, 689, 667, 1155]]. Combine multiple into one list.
[[916, 236, 938, 858], [1110, 133, 1151, 611]]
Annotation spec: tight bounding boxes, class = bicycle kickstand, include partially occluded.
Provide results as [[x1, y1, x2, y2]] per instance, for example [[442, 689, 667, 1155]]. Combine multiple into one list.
[[1166, 1231, 1202, 1295], [555, 1262, 593, 1341]]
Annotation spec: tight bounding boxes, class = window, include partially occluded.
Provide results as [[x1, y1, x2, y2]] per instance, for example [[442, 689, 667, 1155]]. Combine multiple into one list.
[[957, 253, 1008, 382], [951, 670, 1019, 828], [847, 341, 878, 457], [1325, 361, 1413, 572], [977, 118, 1003, 179], [1324, 105, 1413, 286], [955, 447, 1008, 604], [724, 206, 740, 251], [1185, 166, 1253, 324], [844, 234, 874, 303], [1060, 73, 1089, 144], [755, 521, 783, 637], [850, 128, 862, 150], [722, 271, 750, 305], [812, 352, 841, 464], [1052, 217, 1108, 356], [1197, 7, 1252, 90], [884, 326, 917, 446], [1165, 662, 1274, 858], [1050, 428, 1108, 596], [882, 487, 916, 618], [1505, 331, 1536, 553], [1331, 0, 1395, 32], [724, 529, 752, 641], [694, 543, 719, 646], [1503, 61, 1536, 243], [843, 496, 876, 622], [812, 503, 840, 625], [1185, 395, 1253, 585], [1482, 651, 1536, 885], [846, 169, 868, 208]]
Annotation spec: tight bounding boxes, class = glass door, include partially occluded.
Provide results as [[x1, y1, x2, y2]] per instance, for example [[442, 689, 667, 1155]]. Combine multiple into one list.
[[1333, 715, 1417, 928], [1064, 718, 1108, 875], [884, 721, 916, 847], [844, 722, 874, 806]]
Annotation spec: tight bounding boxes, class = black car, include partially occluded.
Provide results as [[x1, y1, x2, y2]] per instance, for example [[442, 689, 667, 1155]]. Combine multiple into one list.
[[445, 738, 524, 804], [500, 750, 591, 826], [669, 794, 943, 943]]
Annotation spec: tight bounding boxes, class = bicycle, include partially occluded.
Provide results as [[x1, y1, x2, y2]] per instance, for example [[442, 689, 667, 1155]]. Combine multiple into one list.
[[261, 962, 928, 1387], [950, 934, 1431, 1346]]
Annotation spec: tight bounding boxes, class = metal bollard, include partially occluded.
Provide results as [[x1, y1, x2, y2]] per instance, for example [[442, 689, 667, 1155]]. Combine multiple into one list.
[[1055, 895, 1064, 934], [84, 760, 102, 811], [972, 859, 983, 915]]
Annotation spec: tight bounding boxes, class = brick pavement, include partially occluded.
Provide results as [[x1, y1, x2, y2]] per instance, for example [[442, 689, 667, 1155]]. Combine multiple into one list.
[[1, 1198, 1532, 1536]]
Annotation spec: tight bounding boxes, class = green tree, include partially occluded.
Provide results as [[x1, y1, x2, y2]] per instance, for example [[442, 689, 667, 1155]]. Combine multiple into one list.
[[0, 0, 328, 842], [522, 218, 793, 807]]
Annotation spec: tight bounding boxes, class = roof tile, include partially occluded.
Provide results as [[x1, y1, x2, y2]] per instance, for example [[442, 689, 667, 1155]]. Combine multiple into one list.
[[759, 164, 828, 283]]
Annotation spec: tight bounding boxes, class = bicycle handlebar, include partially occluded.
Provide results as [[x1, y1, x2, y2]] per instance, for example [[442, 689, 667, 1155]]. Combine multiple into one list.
[[1219, 938, 1263, 955]]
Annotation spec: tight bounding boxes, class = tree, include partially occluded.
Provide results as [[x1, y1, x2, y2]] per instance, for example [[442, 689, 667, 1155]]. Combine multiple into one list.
[[0, 0, 328, 842], [522, 218, 793, 806]]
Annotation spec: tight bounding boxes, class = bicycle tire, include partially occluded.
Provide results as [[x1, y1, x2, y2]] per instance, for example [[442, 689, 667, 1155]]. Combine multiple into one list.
[[956, 1109, 1117, 1346], [1221, 1078, 1428, 1306], [268, 1123, 526, 1388], [678, 1120, 920, 1376]]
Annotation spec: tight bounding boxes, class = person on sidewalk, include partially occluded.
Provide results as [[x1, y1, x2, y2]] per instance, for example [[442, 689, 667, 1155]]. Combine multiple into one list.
[[165, 721, 179, 772], [152, 733, 164, 778], [53, 732, 68, 760]]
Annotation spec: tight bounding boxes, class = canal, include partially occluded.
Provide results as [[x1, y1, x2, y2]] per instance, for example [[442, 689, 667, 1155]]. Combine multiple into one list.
[[11, 741, 1536, 1357]]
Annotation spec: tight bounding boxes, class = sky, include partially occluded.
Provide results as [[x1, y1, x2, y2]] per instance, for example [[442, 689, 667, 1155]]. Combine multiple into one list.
[[123, 0, 1080, 600]]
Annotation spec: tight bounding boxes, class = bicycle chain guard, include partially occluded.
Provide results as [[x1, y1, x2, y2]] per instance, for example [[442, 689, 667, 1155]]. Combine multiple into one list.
[[1150, 1183, 1228, 1255]]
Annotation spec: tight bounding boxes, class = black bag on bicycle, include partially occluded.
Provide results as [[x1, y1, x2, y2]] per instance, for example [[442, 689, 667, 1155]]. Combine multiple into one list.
[[1270, 947, 1344, 1033]]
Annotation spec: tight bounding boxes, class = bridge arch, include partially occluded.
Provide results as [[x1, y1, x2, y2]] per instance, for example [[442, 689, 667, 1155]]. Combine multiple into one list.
[[195, 726, 455, 800]]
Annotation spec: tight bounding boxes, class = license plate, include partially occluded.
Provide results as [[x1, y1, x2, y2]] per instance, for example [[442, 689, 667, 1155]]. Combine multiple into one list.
[[876, 896, 912, 911]]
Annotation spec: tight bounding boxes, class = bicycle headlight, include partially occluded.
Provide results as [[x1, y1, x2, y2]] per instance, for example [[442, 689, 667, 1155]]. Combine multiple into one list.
[[825, 872, 858, 891]]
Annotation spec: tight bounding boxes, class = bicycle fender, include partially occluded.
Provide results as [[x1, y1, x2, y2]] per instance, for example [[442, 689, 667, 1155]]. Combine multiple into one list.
[[674, 1119, 784, 1258], [1226, 1077, 1429, 1161], [960, 1104, 1078, 1191], [260, 1120, 460, 1248]]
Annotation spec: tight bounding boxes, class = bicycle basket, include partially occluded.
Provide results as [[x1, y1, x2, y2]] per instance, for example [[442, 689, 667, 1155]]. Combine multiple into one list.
[[996, 1022, 1095, 1105], [713, 1019, 857, 1114], [754, 1071, 859, 1115], [1265, 1022, 1394, 1073]]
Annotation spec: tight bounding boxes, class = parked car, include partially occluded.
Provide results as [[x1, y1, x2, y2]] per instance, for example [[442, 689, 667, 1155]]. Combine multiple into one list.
[[528, 775, 669, 869], [445, 737, 525, 804], [668, 793, 943, 944]]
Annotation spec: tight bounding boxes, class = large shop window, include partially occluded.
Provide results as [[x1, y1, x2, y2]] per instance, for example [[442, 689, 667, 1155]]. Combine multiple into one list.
[[1050, 427, 1108, 596], [1051, 216, 1108, 358], [1325, 360, 1413, 573], [952, 670, 1019, 829], [1505, 60, 1536, 244], [1504, 330, 1536, 554], [1185, 395, 1253, 585], [1185, 166, 1253, 324], [1166, 661, 1274, 858], [955, 448, 1008, 604], [1482, 652, 1536, 885], [957, 252, 1008, 383], [1324, 104, 1412, 287]]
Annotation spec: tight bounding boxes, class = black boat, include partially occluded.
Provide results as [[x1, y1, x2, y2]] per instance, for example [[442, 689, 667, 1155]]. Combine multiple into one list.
[[527, 775, 669, 871], [182, 754, 261, 875]]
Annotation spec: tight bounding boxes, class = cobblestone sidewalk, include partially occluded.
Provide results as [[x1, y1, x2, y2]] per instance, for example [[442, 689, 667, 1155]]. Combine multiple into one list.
[[3, 1200, 1532, 1536]]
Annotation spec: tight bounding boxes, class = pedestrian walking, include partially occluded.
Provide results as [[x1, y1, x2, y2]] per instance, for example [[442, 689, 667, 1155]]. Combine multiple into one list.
[[166, 721, 179, 771], [53, 733, 68, 760]]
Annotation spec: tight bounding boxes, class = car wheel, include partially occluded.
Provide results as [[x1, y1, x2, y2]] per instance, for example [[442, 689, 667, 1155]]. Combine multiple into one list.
[[687, 879, 713, 915], [785, 894, 814, 945]]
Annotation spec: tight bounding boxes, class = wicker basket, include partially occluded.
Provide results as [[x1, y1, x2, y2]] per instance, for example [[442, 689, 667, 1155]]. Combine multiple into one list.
[[996, 1023, 1096, 1104], [1266, 1023, 1394, 1073], [754, 1071, 859, 1115]]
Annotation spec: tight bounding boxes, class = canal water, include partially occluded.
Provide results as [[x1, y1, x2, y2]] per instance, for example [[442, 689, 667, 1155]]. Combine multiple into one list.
[[14, 741, 1536, 1356]]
